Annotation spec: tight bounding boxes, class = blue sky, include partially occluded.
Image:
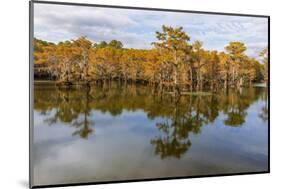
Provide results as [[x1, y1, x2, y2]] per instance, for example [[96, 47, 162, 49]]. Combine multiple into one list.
[[34, 3, 268, 58]]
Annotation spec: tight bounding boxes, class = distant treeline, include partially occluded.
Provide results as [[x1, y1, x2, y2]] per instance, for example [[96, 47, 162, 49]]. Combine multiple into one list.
[[34, 25, 268, 94]]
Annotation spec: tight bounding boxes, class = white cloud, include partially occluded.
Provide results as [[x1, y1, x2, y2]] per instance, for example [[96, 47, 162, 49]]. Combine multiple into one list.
[[34, 3, 268, 57]]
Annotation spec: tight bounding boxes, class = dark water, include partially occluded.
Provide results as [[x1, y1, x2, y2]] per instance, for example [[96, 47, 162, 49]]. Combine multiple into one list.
[[33, 82, 268, 186]]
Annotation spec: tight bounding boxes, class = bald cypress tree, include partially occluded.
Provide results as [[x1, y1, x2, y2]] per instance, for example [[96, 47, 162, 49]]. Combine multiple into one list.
[[152, 25, 191, 96]]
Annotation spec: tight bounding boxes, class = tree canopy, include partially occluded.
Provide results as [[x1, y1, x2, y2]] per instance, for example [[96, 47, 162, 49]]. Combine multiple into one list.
[[34, 25, 268, 92]]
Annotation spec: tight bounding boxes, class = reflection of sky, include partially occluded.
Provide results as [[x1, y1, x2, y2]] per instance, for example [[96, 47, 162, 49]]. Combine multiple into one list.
[[33, 97, 268, 186], [34, 3, 268, 58]]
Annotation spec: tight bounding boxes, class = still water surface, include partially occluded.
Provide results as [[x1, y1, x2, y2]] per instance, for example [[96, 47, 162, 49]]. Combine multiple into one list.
[[33, 82, 268, 186]]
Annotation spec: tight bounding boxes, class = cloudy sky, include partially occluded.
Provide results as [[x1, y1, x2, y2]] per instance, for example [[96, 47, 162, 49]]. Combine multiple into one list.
[[34, 3, 268, 58]]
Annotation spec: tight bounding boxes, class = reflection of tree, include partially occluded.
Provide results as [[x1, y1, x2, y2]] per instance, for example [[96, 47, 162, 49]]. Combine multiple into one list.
[[35, 84, 95, 139], [151, 115, 192, 159], [220, 88, 263, 127], [44, 89, 80, 124], [34, 83, 267, 143], [224, 111, 246, 126], [259, 89, 268, 122], [259, 107, 268, 122], [71, 87, 93, 139], [151, 97, 206, 159], [150, 88, 267, 159]]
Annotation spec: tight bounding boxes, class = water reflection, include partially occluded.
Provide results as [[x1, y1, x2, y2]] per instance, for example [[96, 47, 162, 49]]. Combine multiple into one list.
[[33, 82, 268, 185], [259, 91, 268, 122], [34, 83, 267, 157]]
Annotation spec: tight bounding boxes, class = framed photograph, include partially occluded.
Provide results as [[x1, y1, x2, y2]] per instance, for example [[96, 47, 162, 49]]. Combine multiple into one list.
[[29, 0, 270, 188]]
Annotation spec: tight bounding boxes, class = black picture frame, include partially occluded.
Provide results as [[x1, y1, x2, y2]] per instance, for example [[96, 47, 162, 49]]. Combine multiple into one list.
[[29, 0, 270, 188]]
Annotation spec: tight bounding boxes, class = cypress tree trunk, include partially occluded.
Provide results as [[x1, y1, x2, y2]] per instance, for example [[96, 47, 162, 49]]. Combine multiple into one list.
[[174, 67, 180, 96], [189, 67, 193, 92]]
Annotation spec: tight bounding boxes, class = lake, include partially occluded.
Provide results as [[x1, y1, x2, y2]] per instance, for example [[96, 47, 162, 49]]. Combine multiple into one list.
[[32, 82, 268, 186]]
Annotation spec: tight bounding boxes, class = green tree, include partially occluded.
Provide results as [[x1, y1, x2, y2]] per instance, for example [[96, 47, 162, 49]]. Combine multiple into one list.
[[108, 40, 123, 49], [259, 47, 268, 86], [73, 36, 92, 82], [225, 42, 247, 88], [153, 25, 191, 96]]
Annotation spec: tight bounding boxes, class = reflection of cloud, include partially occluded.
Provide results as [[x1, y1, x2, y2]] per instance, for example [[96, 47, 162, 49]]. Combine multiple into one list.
[[33, 106, 268, 186], [34, 3, 268, 57]]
